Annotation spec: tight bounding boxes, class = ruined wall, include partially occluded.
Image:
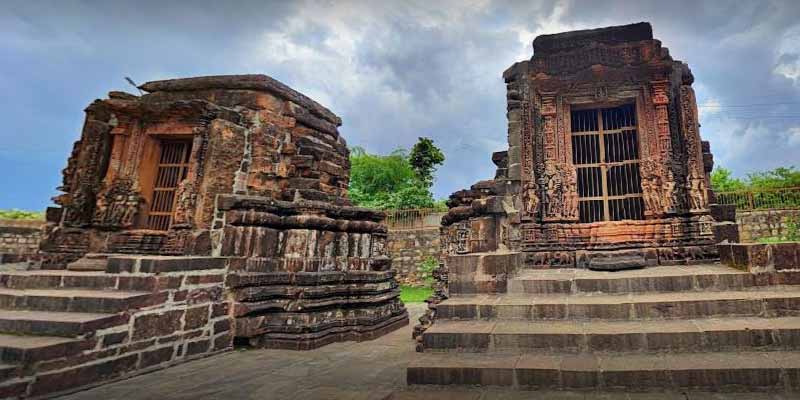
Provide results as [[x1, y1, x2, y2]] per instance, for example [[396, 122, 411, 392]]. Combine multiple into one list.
[[737, 209, 800, 242], [387, 228, 441, 286], [0, 220, 45, 262]]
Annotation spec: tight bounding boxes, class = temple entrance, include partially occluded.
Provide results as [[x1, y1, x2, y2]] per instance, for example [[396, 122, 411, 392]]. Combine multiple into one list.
[[571, 104, 644, 223], [146, 140, 192, 230]]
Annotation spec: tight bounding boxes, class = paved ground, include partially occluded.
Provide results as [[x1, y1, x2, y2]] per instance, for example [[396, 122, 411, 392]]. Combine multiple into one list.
[[60, 304, 794, 400]]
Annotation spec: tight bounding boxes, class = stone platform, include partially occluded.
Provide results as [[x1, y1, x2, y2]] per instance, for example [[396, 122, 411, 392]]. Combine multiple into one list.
[[410, 264, 800, 392]]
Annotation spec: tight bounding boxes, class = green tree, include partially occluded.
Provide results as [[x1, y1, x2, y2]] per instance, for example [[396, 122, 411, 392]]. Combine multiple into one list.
[[747, 167, 800, 189], [348, 146, 436, 209], [711, 167, 746, 192], [409, 137, 445, 187], [712, 166, 800, 192]]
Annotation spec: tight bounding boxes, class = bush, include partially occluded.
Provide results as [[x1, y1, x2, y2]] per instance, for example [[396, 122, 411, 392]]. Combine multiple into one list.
[[0, 209, 44, 220], [417, 256, 439, 286]]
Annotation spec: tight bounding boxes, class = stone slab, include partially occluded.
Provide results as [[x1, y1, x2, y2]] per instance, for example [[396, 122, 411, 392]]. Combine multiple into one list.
[[408, 350, 800, 391], [424, 317, 800, 353], [436, 289, 800, 321]]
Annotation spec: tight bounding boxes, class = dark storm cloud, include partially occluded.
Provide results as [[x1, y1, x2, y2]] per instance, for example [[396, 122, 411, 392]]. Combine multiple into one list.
[[1, 0, 798, 209]]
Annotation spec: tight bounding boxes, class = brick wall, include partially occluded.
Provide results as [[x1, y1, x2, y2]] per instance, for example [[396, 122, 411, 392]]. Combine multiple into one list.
[[387, 228, 440, 286], [737, 210, 800, 242], [0, 219, 45, 262]]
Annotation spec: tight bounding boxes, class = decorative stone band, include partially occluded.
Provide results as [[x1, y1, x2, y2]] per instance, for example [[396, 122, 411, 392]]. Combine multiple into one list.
[[228, 270, 408, 350], [215, 194, 408, 349], [217, 194, 385, 225]]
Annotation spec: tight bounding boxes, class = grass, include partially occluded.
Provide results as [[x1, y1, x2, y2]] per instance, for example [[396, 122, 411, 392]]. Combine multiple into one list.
[[400, 285, 433, 303], [757, 237, 799, 244]]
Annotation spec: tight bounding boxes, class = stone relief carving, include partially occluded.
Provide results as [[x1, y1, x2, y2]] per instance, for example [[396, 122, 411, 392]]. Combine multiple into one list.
[[93, 178, 141, 229], [542, 164, 578, 220]]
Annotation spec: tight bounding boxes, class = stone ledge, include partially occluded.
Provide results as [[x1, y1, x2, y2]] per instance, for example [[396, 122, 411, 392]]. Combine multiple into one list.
[[217, 194, 385, 222], [227, 270, 397, 288], [106, 256, 229, 274], [139, 74, 342, 126]]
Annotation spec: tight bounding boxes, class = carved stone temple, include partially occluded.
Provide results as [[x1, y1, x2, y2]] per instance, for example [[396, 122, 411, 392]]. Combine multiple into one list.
[[441, 21, 723, 270], [410, 23, 800, 392], [0, 75, 407, 398]]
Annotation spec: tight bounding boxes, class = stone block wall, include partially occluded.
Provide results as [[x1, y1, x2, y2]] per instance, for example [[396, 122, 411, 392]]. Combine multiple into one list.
[[387, 228, 440, 286], [719, 242, 800, 273], [737, 210, 800, 242], [0, 255, 234, 398], [0, 219, 45, 262]]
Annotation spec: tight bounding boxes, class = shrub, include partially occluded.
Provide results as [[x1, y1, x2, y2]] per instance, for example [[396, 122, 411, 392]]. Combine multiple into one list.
[[417, 256, 439, 286], [0, 209, 45, 220]]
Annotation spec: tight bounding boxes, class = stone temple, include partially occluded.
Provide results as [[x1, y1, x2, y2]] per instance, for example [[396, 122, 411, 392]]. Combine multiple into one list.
[[0, 75, 407, 397], [410, 23, 800, 392], [442, 21, 722, 271]]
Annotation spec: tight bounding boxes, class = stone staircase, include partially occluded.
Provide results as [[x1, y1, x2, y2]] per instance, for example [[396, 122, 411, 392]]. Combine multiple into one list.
[[0, 256, 233, 399], [409, 263, 800, 392]]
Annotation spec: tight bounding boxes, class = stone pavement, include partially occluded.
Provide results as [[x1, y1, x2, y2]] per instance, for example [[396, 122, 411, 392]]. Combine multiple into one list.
[[59, 304, 792, 400]]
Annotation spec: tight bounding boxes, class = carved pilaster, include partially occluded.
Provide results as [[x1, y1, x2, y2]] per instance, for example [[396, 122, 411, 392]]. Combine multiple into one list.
[[519, 82, 538, 221], [650, 80, 676, 214], [680, 85, 708, 213]]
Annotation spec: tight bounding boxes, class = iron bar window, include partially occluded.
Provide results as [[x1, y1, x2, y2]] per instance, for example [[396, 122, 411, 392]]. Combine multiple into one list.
[[147, 140, 192, 231], [571, 104, 644, 223]]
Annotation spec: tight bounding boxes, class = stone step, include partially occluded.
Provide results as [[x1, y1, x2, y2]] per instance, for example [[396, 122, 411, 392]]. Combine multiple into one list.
[[0, 333, 92, 364], [0, 270, 160, 291], [436, 290, 800, 321], [0, 363, 18, 381], [0, 310, 125, 337], [0, 288, 165, 314], [66, 253, 111, 272], [407, 350, 800, 391], [423, 316, 800, 353], [508, 264, 800, 295]]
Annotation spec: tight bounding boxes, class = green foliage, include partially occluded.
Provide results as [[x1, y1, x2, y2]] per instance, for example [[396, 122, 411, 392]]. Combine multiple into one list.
[[712, 166, 800, 192], [417, 256, 439, 286], [711, 167, 746, 192], [787, 217, 800, 241], [0, 209, 44, 220], [348, 145, 439, 210], [399, 285, 433, 303], [409, 137, 445, 186], [746, 167, 800, 190], [432, 199, 449, 212], [756, 215, 800, 243]]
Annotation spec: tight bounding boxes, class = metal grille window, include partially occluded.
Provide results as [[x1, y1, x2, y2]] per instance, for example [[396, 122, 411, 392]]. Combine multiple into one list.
[[147, 141, 192, 230], [571, 104, 644, 223]]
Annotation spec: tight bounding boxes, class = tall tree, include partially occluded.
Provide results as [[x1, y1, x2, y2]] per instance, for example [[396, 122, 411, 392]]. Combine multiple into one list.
[[348, 146, 437, 209], [408, 137, 445, 187]]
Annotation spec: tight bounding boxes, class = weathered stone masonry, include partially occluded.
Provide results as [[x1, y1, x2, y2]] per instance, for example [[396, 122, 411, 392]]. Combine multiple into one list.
[[0, 220, 45, 264], [736, 209, 800, 242], [387, 228, 440, 286], [0, 75, 406, 398]]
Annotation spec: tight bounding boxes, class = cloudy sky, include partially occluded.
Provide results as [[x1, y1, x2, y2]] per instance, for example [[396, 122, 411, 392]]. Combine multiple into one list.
[[1, 0, 799, 210]]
